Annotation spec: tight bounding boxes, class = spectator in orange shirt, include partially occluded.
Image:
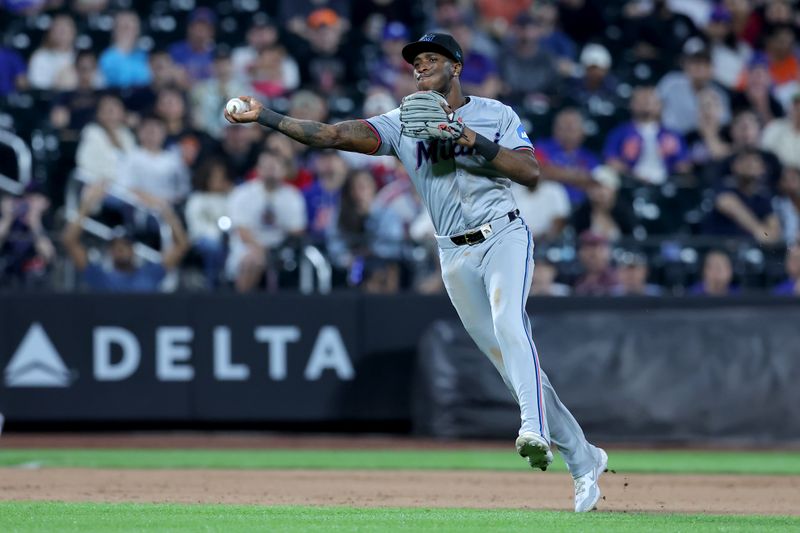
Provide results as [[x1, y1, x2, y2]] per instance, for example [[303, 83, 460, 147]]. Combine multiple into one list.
[[736, 25, 800, 110]]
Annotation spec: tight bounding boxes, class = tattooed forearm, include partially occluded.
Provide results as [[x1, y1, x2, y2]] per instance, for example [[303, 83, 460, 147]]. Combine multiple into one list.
[[257, 108, 333, 146], [279, 118, 338, 147], [257, 109, 379, 154]]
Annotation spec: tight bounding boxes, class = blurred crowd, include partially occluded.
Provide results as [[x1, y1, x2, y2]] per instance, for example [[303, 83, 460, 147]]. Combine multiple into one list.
[[0, 0, 799, 296]]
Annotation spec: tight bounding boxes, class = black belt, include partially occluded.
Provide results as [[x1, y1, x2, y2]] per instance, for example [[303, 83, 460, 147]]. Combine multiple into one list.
[[450, 210, 519, 246]]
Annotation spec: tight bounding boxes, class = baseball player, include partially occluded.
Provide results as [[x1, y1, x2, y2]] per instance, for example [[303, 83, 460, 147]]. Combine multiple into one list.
[[225, 32, 607, 512]]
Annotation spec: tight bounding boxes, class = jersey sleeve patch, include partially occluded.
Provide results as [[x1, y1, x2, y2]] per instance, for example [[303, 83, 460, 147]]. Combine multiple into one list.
[[516, 124, 533, 146]]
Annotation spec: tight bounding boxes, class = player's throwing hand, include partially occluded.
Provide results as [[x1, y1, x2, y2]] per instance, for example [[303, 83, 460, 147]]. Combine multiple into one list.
[[223, 96, 264, 124]]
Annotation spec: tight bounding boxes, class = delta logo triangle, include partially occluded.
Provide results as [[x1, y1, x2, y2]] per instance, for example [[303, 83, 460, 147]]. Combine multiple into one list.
[[4, 323, 74, 387]]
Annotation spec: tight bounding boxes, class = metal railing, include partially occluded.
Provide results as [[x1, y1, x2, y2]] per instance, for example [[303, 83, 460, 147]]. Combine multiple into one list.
[[0, 129, 32, 196], [299, 245, 332, 294], [63, 172, 176, 289]]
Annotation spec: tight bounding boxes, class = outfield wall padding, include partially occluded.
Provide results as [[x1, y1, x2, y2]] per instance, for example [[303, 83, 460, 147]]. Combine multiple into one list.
[[414, 307, 800, 442]]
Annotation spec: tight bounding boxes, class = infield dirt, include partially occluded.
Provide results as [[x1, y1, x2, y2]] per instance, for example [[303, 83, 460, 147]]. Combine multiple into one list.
[[2, 434, 798, 515], [2, 468, 798, 515]]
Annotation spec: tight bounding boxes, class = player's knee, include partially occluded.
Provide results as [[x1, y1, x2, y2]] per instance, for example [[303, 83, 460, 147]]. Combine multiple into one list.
[[492, 314, 526, 344]]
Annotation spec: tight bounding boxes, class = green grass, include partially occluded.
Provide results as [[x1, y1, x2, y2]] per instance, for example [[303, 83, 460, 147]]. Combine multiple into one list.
[[0, 448, 799, 475], [1, 502, 798, 533]]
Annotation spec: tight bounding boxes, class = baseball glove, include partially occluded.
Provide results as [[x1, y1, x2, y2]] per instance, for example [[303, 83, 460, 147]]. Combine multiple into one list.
[[400, 91, 465, 141]]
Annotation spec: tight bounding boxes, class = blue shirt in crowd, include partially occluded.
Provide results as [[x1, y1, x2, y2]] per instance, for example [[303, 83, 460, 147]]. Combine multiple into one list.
[[603, 122, 688, 174], [0, 47, 26, 96], [82, 262, 166, 292], [99, 46, 151, 88], [168, 41, 214, 81], [773, 279, 798, 296], [536, 138, 600, 205]]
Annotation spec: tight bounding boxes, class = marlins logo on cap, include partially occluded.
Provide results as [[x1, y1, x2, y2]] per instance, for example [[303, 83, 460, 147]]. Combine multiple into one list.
[[401, 33, 463, 64]]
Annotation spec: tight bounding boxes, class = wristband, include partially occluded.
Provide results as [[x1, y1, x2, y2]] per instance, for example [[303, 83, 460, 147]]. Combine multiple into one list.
[[257, 108, 283, 129], [473, 134, 500, 161]]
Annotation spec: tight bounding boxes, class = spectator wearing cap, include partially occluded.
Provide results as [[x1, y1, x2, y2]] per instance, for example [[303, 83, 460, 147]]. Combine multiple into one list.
[[169, 8, 217, 82], [232, 17, 300, 91], [604, 86, 691, 186], [530, 257, 570, 297], [761, 93, 800, 170], [226, 151, 307, 293], [499, 13, 562, 106], [293, 8, 354, 95], [657, 37, 731, 135], [99, 11, 151, 89], [704, 3, 752, 90], [279, 0, 351, 37], [773, 245, 800, 296], [688, 250, 738, 296], [704, 148, 781, 245], [191, 49, 254, 139], [774, 166, 800, 247], [62, 182, 189, 292], [611, 252, 663, 296], [573, 231, 618, 296], [731, 57, 785, 126], [0, 189, 55, 289], [572, 165, 636, 242], [511, 176, 570, 243], [567, 44, 621, 114], [368, 22, 417, 103], [535, 109, 600, 206], [0, 46, 27, 96]]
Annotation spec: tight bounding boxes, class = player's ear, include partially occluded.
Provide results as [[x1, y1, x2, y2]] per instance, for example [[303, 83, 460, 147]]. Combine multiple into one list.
[[453, 62, 462, 78]]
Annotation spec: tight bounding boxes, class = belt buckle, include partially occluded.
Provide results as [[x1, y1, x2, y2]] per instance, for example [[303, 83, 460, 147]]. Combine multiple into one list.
[[462, 232, 479, 245], [463, 223, 492, 245]]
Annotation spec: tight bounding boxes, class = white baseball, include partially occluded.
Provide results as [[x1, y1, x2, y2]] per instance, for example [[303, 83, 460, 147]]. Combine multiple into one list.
[[225, 97, 249, 115]]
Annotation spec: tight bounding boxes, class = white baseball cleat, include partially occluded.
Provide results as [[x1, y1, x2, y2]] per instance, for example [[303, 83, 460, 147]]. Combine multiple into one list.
[[515, 432, 553, 471], [573, 447, 608, 512]]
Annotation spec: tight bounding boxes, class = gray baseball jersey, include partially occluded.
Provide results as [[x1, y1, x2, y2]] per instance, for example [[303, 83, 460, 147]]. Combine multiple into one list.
[[365, 96, 533, 236], [365, 95, 601, 478]]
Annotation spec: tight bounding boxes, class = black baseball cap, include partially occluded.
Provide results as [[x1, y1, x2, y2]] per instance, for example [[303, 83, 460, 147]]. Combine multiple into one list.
[[402, 32, 463, 65]]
